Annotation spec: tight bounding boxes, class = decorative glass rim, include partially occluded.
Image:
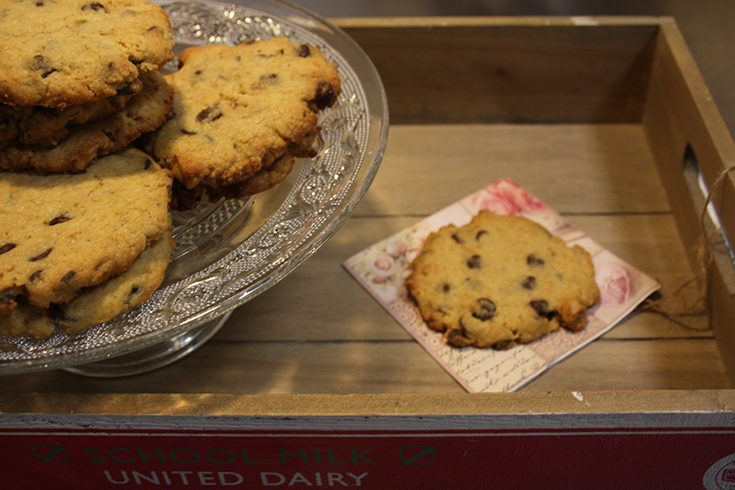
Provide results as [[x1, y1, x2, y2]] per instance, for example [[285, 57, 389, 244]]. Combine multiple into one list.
[[0, 0, 389, 375]]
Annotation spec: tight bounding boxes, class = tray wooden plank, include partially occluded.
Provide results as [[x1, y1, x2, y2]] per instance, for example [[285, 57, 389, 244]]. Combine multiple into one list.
[[641, 20, 735, 378], [336, 17, 660, 124], [3, 389, 735, 416], [354, 124, 670, 216], [3, 123, 723, 394], [5, 337, 726, 395]]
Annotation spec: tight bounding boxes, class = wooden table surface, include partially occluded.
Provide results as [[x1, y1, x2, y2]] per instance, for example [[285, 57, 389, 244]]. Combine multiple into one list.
[[4, 122, 729, 395]]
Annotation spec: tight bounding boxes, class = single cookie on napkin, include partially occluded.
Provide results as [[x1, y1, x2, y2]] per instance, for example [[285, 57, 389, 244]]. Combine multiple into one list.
[[406, 210, 601, 349]]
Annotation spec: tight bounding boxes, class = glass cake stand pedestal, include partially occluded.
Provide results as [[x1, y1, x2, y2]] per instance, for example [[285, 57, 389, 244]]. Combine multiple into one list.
[[63, 312, 232, 377]]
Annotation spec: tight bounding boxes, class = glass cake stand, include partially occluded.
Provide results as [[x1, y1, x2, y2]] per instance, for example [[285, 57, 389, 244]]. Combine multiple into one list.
[[0, 0, 389, 377]]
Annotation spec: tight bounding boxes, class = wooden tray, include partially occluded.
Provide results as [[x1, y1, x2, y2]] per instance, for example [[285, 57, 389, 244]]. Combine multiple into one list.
[[2, 17, 734, 489]]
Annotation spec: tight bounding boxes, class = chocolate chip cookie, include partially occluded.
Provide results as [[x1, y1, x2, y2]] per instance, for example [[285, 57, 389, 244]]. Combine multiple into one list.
[[146, 37, 341, 192], [405, 211, 601, 349], [2, 233, 174, 337], [0, 147, 173, 314], [0, 78, 142, 146], [202, 152, 297, 206], [168, 150, 298, 210], [0, 0, 174, 108], [0, 70, 173, 173]]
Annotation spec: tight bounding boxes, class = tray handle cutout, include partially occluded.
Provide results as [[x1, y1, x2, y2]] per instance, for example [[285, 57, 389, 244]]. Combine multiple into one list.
[[682, 144, 735, 294]]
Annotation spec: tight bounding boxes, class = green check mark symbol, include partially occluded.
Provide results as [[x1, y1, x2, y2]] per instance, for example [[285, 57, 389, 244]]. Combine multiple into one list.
[[401, 446, 436, 466], [41, 445, 65, 463]]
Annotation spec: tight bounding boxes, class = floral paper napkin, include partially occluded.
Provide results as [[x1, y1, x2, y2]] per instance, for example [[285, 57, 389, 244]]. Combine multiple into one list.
[[343, 178, 660, 392]]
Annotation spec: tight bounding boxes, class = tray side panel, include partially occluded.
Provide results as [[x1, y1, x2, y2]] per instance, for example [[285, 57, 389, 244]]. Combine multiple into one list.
[[2, 393, 735, 489], [642, 20, 735, 383], [340, 20, 658, 124]]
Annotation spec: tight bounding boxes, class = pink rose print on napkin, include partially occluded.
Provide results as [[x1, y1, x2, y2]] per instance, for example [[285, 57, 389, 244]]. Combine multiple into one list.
[[364, 250, 397, 285], [595, 263, 631, 305], [349, 223, 433, 302], [469, 178, 548, 216]]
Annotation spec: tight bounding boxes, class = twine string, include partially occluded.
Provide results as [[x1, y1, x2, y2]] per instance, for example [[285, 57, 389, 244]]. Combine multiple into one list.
[[639, 163, 735, 330]]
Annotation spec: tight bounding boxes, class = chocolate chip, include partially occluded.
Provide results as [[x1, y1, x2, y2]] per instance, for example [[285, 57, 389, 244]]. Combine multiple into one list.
[[451, 233, 463, 244], [48, 214, 72, 226], [49, 304, 72, 322], [117, 83, 137, 96], [30, 55, 56, 78], [313, 81, 337, 109], [38, 106, 62, 117], [60, 271, 76, 283], [472, 298, 496, 321], [521, 276, 536, 290], [29, 248, 52, 262], [129, 286, 140, 297], [0, 243, 16, 255], [467, 255, 482, 269], [260, 73, 279, 85], [194, 69, 203, 76], [0, 294, 16, 309], [492, 339, 514, 350], [530, 299, 550, 317], [447, 322, 472, 346], [476, 230, 487, 240], [298, 44, 311, 57], [181, 129, 197, 135], [527, 254, 545, 266], [82, 2, 108, 12], [442, 283, 451, 293], [29, 270, 42, 282], [196, 106, 223, 123], [147, 25, 160, 32]]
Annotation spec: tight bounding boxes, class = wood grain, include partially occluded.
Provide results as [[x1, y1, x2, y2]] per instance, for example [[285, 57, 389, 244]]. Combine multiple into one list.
[[3, 124, 726, 395], [340, 18, 659, 124], [2, 19, 732, 408]]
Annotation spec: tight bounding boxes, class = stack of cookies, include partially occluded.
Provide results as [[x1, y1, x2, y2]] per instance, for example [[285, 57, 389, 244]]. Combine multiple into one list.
[[0, 148, 174, 336], [0, 0, 176, 336], [0, 2, 343, 336]]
